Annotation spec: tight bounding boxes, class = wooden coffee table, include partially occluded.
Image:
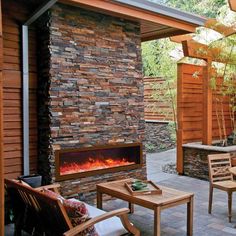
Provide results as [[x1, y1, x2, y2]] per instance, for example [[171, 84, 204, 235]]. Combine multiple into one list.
[[96, 179, 194, 236]]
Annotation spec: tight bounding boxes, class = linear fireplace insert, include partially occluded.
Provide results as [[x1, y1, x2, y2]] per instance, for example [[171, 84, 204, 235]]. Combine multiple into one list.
[[55, 143, 143, 181]]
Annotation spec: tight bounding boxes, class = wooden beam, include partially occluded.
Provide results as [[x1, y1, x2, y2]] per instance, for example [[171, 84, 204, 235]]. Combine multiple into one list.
[[0, 0, 4, 234], [202, 60, 212, 145], [204, 18, 236, 37], [182, 39, 236, 64], [177, 63, 184, 174], [59, 0, 198, 33], [171, 20, 236, 43], [229, 0, 236, 11], [170, 34, 193, 43], [183, 40, 215, 60]]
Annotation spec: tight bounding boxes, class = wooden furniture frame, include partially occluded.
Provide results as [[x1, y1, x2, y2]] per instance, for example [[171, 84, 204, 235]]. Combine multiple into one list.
[[5, 179, 140, 236], [97, 179, 194, 236], [229, 166, 236, 176], [208, 153, 236, 222]]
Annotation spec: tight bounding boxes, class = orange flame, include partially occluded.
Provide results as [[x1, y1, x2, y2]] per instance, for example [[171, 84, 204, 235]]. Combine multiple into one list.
[[60, 157, 135, 175]]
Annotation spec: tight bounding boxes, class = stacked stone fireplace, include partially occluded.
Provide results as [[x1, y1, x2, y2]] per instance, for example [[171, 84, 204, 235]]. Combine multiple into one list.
[[37, 3, 146, 200]]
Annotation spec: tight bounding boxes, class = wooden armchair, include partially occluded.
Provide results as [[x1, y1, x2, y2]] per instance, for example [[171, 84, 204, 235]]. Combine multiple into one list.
[[5, 179, 140, 236], [208, 153, 236, 222]]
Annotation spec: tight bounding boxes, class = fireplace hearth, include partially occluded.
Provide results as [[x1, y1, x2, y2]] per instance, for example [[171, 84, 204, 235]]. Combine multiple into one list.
[[55, 143, 143, 181]]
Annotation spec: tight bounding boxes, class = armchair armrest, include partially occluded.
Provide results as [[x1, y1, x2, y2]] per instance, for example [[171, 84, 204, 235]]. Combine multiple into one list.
[[35, 183, 61, 194], [63, 208, 140, 236]]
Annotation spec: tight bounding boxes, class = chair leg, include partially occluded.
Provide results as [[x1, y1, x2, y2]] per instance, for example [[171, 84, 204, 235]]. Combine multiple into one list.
[[228, 192, 232, 223], [208, 185, 213, 214]]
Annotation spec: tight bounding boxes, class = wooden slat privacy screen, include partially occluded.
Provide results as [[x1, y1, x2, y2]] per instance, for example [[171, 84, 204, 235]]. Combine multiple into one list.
[[144, 77, 173, 122], [2, 0, 38, 179], [177, 63, 233, 173]]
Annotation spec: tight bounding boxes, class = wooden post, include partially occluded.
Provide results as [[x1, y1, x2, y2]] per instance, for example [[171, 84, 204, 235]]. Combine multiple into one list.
[[177, 63, 184, 174], [0, 0, 4, 235], [202, 60, 212, 145], [229, 0, 236, 11]]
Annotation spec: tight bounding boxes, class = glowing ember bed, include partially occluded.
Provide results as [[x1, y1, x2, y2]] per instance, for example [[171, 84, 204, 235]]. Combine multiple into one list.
[[55, 143, 143, 181]]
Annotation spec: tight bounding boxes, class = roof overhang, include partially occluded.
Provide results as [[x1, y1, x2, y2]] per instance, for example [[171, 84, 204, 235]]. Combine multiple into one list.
[[58, 0, 206, 41]]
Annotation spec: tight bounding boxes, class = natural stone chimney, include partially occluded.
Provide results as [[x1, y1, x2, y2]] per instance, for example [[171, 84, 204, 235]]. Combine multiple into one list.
[[37, 3, 146, 200]]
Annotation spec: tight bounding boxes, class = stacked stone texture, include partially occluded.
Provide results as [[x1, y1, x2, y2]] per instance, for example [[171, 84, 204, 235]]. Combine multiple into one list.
[[145, 122, 176, 153], [184, 147, 236, 180], [38, 3, 146, 201], [37, 12, 53, 185]]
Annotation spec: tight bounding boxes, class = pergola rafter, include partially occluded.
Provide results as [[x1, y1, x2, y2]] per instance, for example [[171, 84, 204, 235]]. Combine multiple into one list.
[[205, 18, 236, 37], [182, 39, 236, 65]]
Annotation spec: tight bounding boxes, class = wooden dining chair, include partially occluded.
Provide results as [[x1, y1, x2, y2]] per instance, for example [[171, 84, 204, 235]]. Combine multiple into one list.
[[208, 153, 236, 222]]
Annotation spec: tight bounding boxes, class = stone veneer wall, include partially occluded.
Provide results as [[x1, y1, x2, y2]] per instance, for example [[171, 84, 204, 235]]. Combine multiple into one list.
[[37, 11, 52, 185], [145, 121, 176, 153], [183, 147, 236, 180], [37, 4, 146, 200]]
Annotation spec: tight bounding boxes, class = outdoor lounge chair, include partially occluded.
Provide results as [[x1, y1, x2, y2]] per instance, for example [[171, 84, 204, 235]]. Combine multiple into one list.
[[5, 179, 140, 236], [208, 153, 236, 222]]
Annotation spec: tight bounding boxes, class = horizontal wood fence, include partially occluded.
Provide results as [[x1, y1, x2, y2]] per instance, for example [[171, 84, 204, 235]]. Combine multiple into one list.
[[2, 0, 38, 179], [144, 77, 173, 122], [177, 63, 234, 173]]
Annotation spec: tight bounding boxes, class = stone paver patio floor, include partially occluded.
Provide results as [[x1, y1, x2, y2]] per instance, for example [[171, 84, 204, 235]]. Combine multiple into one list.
[[103, 149, 236, 235]]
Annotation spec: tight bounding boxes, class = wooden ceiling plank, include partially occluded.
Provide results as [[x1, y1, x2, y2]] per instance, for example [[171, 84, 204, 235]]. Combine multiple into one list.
[[141, 26, 171, 35], [142, 29, 189, 42]]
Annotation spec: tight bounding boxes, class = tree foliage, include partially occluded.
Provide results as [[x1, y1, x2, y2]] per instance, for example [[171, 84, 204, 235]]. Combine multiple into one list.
[[142, 0, 229, 76], [148, 0, 226, 18], [142, 38, 177, 78], [164, 0, 226, 18]]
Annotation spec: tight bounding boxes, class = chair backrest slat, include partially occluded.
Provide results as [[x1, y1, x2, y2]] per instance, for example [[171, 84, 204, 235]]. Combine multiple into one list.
[[208, 153, 232, 183], [212, 176, 232, 182], [211, 160, 231, 165], [5, 179, 73, 235]]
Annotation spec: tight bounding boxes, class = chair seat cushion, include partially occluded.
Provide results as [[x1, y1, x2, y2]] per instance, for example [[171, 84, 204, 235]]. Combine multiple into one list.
[[85, 203, 128, 236], [213, 180, 236, 190]]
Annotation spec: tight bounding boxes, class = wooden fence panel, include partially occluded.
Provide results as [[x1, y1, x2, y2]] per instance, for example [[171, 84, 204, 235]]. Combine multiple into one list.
[[177, 63, 234, 173], [144, 77, 173, 121]]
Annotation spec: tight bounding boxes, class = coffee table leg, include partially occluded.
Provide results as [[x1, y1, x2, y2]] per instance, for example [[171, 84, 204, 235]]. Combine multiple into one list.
[[187, 196, 193, 236], [97, 190, 103, 209], [154, 206, 161, 236], [129, 202, 134, 213]]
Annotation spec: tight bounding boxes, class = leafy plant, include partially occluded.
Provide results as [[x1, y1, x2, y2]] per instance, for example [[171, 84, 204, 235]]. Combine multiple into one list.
[[167, 121, 177, 142], [142, 38, 178, 135], [145, 143, 156, 152]]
